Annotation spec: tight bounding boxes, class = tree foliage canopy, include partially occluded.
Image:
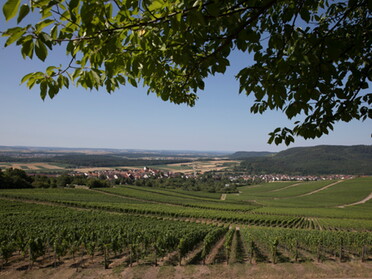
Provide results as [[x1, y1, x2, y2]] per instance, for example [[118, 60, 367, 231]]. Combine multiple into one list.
[[1, 0, 371, 144]]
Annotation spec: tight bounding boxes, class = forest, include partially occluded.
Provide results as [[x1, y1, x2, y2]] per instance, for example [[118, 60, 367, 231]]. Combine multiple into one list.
[[235, 145, 372, 175]]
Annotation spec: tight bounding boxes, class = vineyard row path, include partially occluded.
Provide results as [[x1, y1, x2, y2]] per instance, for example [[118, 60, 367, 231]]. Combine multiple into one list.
[[269, 183, 302, 192], [274, 180, 345, 200], [297, 180, 345, 197], [337, 192, 372, 208], [204, 235, 226, 265], [89, 188, 177, 207]]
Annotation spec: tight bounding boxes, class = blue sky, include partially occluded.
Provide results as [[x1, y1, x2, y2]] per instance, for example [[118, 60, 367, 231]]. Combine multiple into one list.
[[0, 12, 370, 152]]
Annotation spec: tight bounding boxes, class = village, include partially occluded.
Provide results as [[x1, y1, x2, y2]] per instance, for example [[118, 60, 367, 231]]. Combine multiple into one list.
[[75, 167, 354, 183]]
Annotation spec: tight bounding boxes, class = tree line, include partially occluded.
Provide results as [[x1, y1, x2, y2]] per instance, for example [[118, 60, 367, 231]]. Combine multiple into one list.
[[0, 168, 108, 189], [0, 168, 250, 193]]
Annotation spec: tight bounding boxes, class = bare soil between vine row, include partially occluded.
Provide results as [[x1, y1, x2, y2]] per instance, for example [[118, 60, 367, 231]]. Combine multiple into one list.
[[1, 261, 371, 279]]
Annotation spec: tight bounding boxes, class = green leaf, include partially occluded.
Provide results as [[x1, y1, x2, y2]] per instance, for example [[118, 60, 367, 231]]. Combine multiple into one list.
[[35, 19, 54, 33], [175, 12, 182, 22], [206, 2, 219, 17], [57, 75, 64, 88], [63, 76, 69, 88], [128, 77, 138, 87], [273, 127, 281, 133], [35, 39, 48, 61], [69, 0, 79, 10], [300, 9, 310, 23], [17, 4, 30, 23], [39, 32, 53, 49], [27, 78, 37, 89], [84, 72, 93, 89], [46, 66, 57, 75], [21, 73, 34, 84], [148, 0, 164, 11], [4, 27, 25, 47], [48, 83, 59, 98], [40, 81, 47, 100], [91, 70, 101, 87], [192, 0, 202, 8], [3, 0, 21, 21], [21, 40, 34, 59], [267, 133, 275, 144], [284, 135, 294, 146], [50, 25, 58, 40], [246, 30, 260, 43], [274, 137, 282, 145]]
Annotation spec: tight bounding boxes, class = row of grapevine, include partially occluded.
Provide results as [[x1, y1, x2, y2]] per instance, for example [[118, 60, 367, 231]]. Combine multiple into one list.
[[0, 199, 225, 269], [0, 191, 306, 229], [98, 186, 255, 211], [7, 188, 368, 233], [240, 226, 372, 263], [201, 227, 228, 264], [223, 229, 235, 263], [1, 199, 371, 270]]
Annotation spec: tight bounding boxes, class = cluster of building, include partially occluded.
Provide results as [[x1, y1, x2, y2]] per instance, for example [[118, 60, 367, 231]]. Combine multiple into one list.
[[236, 174, 354, 182], [79, 168, 355, 183], [81, 167, 176, 180]]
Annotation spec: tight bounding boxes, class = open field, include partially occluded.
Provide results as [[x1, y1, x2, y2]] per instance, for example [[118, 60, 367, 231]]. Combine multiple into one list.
[[0, 159, 239, 175], [73, 161, 239, 174], [0, 177, 371, 278], [150, 160, 240, 173]]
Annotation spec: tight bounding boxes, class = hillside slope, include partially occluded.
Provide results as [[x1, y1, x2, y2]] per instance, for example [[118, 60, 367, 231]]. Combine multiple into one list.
[[238, 145, 372, 175]]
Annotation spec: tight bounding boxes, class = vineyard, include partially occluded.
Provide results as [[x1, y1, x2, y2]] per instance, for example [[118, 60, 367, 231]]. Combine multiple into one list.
[[0, 177, 371, 278]]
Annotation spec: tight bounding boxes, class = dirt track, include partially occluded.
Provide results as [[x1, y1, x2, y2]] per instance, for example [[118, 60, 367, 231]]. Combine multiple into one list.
[[269, 183, 302, 192], [273, 180, 345, 200], [337, 192, 372, 208], [297, 180, 344, 197], [1, 262, 371, 279]]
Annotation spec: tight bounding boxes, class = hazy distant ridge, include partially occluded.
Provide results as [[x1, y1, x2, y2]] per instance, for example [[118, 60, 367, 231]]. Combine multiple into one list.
[[229, 151, 275, 159]]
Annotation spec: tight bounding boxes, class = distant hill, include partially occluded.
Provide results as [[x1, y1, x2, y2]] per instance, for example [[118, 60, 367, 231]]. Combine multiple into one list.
[[0, 146, 225, 168], [0, 146, 226, 157], [229, 151, 275, 160], [237, 145, 372, 175]]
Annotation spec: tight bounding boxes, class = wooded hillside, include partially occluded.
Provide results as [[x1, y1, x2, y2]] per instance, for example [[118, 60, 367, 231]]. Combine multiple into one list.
[[236, 145, 372, 175]]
